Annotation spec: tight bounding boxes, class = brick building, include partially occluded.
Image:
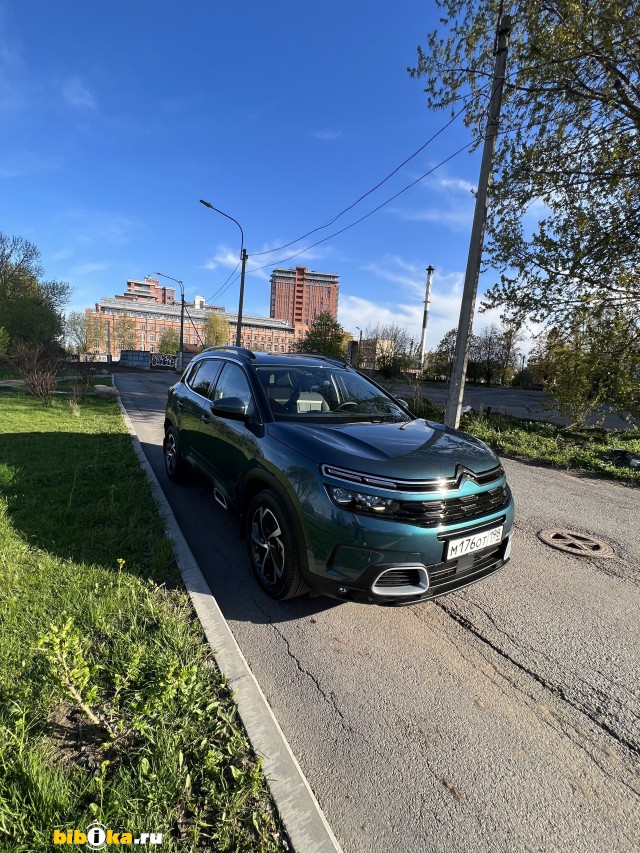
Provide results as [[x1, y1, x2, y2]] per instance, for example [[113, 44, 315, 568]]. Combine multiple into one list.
[[88, 277, 295, 358], [269, 266, 339, 340]]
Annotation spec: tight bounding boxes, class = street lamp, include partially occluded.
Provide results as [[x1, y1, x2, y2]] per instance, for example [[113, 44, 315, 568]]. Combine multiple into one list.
[[355, 326, 363, 368], [199, 199, 248, 347], [153, 271, 185, 369]]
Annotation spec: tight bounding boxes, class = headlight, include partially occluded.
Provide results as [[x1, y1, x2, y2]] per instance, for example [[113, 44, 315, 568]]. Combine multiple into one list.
[[328, 486, 396, 513]]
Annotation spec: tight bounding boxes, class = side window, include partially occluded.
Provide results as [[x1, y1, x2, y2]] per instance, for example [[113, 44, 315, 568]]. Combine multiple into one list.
[[212, 363, 255, 416], [189, 359, 222, 398]]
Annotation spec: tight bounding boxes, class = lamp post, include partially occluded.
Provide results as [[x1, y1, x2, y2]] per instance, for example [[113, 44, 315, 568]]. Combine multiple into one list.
[[154, 272, 185, 369], [355, 326, 363, 368], [199, 199, 248, 347]]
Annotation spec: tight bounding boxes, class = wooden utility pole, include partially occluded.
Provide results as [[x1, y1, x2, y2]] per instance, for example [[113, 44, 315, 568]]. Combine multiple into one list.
[[444, 15, 511, 428]]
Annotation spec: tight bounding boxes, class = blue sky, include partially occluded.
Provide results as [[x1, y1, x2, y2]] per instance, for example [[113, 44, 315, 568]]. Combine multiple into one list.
[[1, 0, 525, 353]]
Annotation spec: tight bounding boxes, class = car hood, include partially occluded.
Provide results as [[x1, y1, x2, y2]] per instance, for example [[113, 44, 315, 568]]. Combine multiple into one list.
[[268, 419, 500, 480]]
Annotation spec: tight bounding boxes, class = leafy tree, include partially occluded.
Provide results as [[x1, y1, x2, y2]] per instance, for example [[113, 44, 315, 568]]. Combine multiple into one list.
[[409, 2, 640, 325], [113, 313, 137, 352], [204, 313, 229, 348], [297, 312, 348, 359], [532, 309, 639, 426], [496, 317, 524, 385], [158, 328, 180, 354], [428, 329, 458, 379], [0, 233, 70, 345], [66, 311, 105, 356]]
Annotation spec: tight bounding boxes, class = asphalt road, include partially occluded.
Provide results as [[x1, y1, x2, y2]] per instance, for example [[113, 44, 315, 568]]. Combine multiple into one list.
[[386, 381, 639, 429], [116, 371, 640, 853]]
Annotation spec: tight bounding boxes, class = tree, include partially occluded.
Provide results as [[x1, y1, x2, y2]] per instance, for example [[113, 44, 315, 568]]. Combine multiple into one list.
[[364, 323, 419, 377], [428, 329, 458, 379], [158, 328, 180, 354], [113, 313, 136, 352], [0, 232, 70, 346], [409, 2, 640, 326], [204, 313, 229, 348], [66, 311, 105, 357], [297, 312, 348, 359], [532, 309, 639, 426]]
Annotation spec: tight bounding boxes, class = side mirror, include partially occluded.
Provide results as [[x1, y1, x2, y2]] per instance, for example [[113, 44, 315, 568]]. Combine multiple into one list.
[[396, 398, 409, 408], [211, 396, 249, 420]]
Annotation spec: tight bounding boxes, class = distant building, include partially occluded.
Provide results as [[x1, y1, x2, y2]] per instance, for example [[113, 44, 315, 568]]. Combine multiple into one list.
[[269, 266, 339, 340], [87, 276, 295, 358]]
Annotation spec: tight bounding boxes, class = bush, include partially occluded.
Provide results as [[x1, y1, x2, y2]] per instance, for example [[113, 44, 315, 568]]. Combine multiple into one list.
[[6, 341, 65, 406]]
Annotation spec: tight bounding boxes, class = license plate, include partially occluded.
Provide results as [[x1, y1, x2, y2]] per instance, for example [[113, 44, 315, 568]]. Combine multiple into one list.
[[446, 525, 503, 560]]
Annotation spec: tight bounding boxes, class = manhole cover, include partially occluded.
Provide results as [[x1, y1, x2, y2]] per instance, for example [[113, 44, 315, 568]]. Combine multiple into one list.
[[537, 528, 615, 558]]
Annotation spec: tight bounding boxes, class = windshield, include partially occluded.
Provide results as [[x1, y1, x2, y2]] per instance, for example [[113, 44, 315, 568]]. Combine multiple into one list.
[[255, 364, 411, 423]]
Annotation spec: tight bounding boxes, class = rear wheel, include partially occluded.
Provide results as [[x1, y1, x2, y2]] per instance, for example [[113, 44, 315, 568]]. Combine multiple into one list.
[[247, 490, 309, 600], [163, 426, 187, 482]]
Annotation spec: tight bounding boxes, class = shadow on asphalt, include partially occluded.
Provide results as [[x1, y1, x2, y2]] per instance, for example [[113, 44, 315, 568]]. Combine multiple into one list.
[[138, 438, 344, 627]]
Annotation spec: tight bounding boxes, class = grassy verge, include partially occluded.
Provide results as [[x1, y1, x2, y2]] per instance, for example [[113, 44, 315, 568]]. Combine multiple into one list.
[[0, 388, 288, 851], [408, 398, 640, 484]]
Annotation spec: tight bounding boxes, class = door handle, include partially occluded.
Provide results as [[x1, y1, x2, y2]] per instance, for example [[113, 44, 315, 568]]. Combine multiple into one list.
[[201, 414, 211, 424]]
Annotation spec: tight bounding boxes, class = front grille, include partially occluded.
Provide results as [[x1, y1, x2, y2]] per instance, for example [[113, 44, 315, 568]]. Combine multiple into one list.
[[374, 569, 422, 588], [392, 485, 509, 527]]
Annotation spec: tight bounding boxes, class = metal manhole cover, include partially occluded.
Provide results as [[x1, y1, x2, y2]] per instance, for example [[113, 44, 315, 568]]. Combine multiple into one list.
[[537, 528, 615, 558]]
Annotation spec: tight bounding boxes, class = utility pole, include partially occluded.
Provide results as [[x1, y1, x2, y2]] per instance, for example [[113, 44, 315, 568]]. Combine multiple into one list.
[[420, 265, 435, 371], [236, 248, 248, 347], [444, 15, 511, 428], [179, 288, 185, 369]]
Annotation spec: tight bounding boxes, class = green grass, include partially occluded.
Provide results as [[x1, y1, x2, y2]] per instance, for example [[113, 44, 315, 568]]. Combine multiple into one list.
[[0, 388, 288, 852], [408, 397, 640, 484]]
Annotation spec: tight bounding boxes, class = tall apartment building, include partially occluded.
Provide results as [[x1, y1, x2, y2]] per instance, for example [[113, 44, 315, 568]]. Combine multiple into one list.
[[269, 266, 339, 339], [89, 277, 295, 357]]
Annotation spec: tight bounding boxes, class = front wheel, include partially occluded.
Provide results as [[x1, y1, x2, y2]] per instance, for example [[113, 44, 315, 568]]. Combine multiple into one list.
[[163, 426, 187, 482], [247, 490, 309, 600]]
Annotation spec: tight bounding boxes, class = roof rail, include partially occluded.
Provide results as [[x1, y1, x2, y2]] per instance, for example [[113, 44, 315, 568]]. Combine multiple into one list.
[[202, 345, 256, 360], [288, 352, 351, 368]]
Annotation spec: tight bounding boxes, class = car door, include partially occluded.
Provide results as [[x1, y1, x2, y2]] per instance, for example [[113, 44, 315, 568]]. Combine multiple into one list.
[[178, 358, 222, 463], [197, 361, 261, 507]]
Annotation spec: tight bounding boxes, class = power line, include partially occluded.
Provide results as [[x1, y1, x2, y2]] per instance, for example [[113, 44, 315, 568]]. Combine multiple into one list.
[[250, 85, 491, 258], [247, 140, 474, 275], [205, 260, 241, 304]]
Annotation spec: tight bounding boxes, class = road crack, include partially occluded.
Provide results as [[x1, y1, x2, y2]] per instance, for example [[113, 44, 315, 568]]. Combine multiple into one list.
[[252, 599, 356, 735], [433, 598, 640, 793]]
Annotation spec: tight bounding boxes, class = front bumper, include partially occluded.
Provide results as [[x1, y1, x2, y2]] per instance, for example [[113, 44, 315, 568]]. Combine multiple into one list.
[[310, 531, 512, 605]]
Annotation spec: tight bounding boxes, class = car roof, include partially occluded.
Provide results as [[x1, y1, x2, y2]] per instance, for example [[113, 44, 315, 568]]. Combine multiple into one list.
[[198, 347, 352, 370]]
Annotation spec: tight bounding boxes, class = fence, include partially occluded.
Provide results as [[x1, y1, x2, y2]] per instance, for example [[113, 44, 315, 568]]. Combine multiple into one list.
[[117, 351, 193, 371]]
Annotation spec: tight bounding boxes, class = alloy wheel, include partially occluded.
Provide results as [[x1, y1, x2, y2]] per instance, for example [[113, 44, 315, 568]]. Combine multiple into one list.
[[250, 506, 286, 584]]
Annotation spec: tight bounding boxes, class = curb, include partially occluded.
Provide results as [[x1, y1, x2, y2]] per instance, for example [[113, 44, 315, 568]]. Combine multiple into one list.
[[114, 379, 342, 853]]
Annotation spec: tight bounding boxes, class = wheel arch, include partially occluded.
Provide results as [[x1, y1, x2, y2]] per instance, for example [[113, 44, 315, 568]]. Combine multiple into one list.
[[241, 471, 310, 574]]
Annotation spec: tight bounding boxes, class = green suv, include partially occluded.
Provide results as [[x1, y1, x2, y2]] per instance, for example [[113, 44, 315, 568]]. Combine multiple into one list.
[[164, 346, 514, 605]]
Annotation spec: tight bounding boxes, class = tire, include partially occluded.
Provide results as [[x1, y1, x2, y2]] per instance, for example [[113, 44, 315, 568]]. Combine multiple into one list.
[[246, 490, 309, 600], [163, 426, 187, 482]]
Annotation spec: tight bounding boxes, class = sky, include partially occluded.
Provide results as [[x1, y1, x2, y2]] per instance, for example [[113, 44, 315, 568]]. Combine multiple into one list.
[[0, 1, 534, 355]]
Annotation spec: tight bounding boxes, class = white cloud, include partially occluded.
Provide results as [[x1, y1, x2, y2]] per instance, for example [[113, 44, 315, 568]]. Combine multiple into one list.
[[311, 130, 342, 141], [70, 262, 109, 277], [388, 167, 476, 232], [63, 76, 95, 109]]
